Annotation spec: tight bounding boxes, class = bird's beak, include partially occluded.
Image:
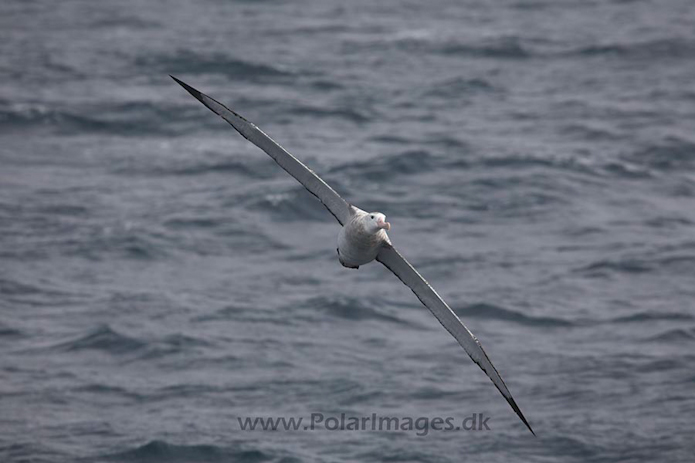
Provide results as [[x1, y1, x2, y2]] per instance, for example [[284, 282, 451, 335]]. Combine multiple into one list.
[[377, 218, 391, 231]]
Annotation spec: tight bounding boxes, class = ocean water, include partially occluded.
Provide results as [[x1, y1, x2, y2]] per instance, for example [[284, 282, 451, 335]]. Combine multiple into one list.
[[2, 0, 695, 461]]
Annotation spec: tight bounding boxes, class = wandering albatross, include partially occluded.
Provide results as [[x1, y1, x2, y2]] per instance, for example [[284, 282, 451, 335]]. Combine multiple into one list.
[[171, 76, 535, 435]]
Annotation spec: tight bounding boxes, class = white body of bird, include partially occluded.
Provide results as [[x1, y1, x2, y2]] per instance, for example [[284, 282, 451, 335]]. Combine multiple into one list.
[[337, 207, 391, 268]]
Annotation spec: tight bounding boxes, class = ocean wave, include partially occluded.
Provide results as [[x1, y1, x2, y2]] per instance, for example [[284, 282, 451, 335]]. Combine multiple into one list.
[[343, 31, 534, 59], [0, 100, 180, 136], [454, 302, 574, 327], [568, 38, 695, 60], [0, 278, 47, 296], [457, 180, 569, 217], [0, 323, 22, 337], [1, 52, 86, 83], [331, 149, 441, 180], [600, 161, 653, 179], [282, 103, 371, 124], [478, 154, 580, 171], [293, 295, 418, 326], [137, 50, 292, 80], [367, 134, 413, 146], [639, 358, 684, 373], [422, 133, 470, 151], [382, 35, 695, 63], [151, 383, 226, 400], [307, 79, 344, 91], [644, 216, 694, 229], [91, 16, 160, 30], [56, 325, 147, 355], [577, 254, 695, 276], [422, 77, 498, 99], [0, 278, 84, 309], [436, 37, 532, 58], [0, 85, 360, 138], [115, 156, 275, 179], [558, 123, 625, 142], [105, 440, 272, 463], [163, 216, 225, 231], [67, 230, 172, 261], [388, 31, 532, 58], [246, 185, 346, 222], [611, 312, 694, 323], [646, 328, 695, 343], [51, 326, 212, 359], [628, 136, 695, 171], [73, 383, 145, 402], [157, 333, 213, 352], [191, 304, 253, 323], [577, 259, 653, 276], [655, 255, 695, 270]]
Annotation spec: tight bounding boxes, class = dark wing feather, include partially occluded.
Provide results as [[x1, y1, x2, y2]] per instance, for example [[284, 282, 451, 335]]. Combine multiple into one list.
[[377, 244, 535, 435], [172, 76, 351, 225]]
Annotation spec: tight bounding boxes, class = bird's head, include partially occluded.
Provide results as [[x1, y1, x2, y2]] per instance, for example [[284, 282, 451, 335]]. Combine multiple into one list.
[[363, 212, 390, 234]]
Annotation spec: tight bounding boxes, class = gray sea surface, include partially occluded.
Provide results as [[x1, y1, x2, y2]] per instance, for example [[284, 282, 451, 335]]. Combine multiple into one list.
[[2, 0, 695, 461]]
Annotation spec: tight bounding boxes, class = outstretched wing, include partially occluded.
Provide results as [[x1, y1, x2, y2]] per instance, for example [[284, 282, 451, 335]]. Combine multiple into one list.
[[172, 76, 352, 225], [376, 244, 535, 435]]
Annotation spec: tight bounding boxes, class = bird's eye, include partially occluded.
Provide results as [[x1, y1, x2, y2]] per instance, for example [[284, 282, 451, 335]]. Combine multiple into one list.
[[370, 215, 374, 219]]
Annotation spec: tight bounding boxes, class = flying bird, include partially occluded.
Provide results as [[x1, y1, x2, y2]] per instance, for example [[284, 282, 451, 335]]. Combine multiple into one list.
[[171, 76, 534, 435]]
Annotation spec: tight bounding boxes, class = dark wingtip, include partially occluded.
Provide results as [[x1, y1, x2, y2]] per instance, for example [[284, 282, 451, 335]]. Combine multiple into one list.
[[170, 75, 206, 103], [507, 396, 536, 436], [169, 75, 253, 128]]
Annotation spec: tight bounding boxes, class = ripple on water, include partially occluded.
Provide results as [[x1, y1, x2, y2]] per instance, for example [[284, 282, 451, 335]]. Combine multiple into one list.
[[105, 440, 273, 463], [454, 302, 574, 328]]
